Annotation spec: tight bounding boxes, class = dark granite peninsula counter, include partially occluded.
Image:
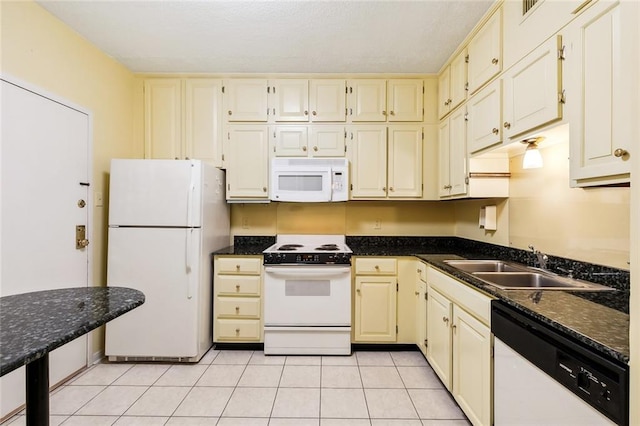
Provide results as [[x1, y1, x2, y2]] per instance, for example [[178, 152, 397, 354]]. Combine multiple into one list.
[[213, 236, 275, 256]]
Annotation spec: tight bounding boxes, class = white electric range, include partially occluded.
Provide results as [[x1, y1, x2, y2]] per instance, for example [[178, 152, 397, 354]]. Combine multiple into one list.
[[262, 235, 352, 355]]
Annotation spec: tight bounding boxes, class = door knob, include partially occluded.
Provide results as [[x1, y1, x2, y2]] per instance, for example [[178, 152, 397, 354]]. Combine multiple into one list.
[[614, 148, 628, 158]]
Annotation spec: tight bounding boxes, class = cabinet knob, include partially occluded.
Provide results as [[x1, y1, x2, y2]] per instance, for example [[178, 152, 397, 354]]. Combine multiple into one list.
[[389, 111, 395, 116], [235, 284, 240, 292], [382, 110, 387, 116], [313, 146, 318, 151], [389, 187, 394, 192], [228, 110, 232, 115], [452, 324, 457, 333], [503, 122, 511, 129], [492, 128, 499, 135], [236, 264, 240, 271], [614, 148, 628, 158], [374, 265, 380, 270], [235, 328, 240, 335], [235, 306, 240, 313], [312, 111, 317, 116], [442, 316, 449, 324], [415, 291, 420, 295], [382, 187, 386, 192], [356, 288, 361, 294], [263, 187, 267, 192], [492, 58, 499, 65], [417, 269, 422, 273], [304, 110, 308, 115]]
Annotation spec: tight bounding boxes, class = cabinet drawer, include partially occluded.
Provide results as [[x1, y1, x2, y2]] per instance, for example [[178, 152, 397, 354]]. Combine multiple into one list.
[[427, 267, 492, 325], [216, 275, 261, 296], [355, 258, 397, 275], [217, 297, 261, 319], [217, 257, 262, 275], [216, 319, 261, 341]]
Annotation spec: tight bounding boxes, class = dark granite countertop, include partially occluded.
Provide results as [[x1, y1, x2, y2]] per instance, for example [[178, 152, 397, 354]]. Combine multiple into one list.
[[213, 235, 629, 364], [0, 287, 145, 376]]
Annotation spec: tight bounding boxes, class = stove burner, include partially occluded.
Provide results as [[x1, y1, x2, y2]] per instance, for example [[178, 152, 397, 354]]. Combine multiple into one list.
[[316, 244, 340, 251], [277, 244, 303, 251]]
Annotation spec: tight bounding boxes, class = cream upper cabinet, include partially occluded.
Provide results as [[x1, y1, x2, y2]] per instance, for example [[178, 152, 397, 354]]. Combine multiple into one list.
[[271, 79, 309, 122], [225, 125, 270, 200], [438, 50, 468, 119], [144, 78, 223, 166], [144, 79, 182, 161], [272, 126, 308, 157], [467, 8, 502, 95], [388, 126, 423, 198], [467, 79, 502, 155], [387, 79, 424, 122], [308, 126, 346, 157], [439, 106, 468, 198], [452, 305, 492, 426], [566, 0, 633, 187], [348, 79, 387, 122], [354, 258, 398, 343], [502, 35, 563, 140], [427, 287, 453, 388], [349, 126, 388, 198], [309, 79, 346, 122], [224, 79, 269, 122]]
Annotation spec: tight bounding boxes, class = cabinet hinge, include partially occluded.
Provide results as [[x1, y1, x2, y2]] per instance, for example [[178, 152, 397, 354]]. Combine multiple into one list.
[[344, 145, 347, 153], [227, 132, 230, 140], [345, 108, 348, 116], [464, 82, 469, 91], [491, 345, 495, 358], [267, 108, 270, 115], [558, 45, 566, 60], [421, 132, 424, 140], [222, 154, 225, 161], [272, 86, 276, 94], [396, 325, 399, 334], [267, 86, 270, 94], [422, 183, 424, 190], [465, 54, 469, 63], [425, 338, 428, 347], [559, 90, 566, 104], [464, 113, 468, 122], [227, 183, 230, 190], [349, 86, 353, 94], [350, 183, 353, 191], [222, 86, 225, 94], [422, 86, 425, 94], [425, 292, 428, 300], [345, 86, 349, 94], [396, 282, 399, 292], [465, 176, 469, 184]]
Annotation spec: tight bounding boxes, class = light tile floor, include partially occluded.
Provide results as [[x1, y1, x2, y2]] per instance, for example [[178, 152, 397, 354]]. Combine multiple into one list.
[[2, 349, 470, 426]]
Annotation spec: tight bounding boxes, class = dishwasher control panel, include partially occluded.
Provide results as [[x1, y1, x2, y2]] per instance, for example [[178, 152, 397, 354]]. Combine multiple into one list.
[[555, 350, 625, 424]]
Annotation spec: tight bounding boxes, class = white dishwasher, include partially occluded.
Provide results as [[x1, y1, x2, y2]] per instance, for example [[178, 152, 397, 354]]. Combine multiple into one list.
[[491, 300, 628, 426]]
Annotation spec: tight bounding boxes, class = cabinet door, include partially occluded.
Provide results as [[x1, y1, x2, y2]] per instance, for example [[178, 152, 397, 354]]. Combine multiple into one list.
[[388, 126, 423, 198], [354, 276, 397, 342], [415, 264, 428, 356], [309, 79, 346, 122], [452, 306, 492, 426], [224, 79, 268, 122], [349, 126, 388, 198], [184, 79, 222, 166], [567, 1, 631, 186], [225, 126, 270, 199], [437, 66, 451, 119], [503, 36, 563, 140], [273, 126, 308, 157], [426, 288, 452, 390], [449, 107, 468, 197], [387, 79, 423, 122], [438, 118, 451, 197], [468, 9, 502, 94], [272, 79, 309, 122], [449, 49, 468, 111], [144, 79, 182, 160], [349, 79, 387, 122], [467, 79, 502, 154], [309, 126, 345, 157]]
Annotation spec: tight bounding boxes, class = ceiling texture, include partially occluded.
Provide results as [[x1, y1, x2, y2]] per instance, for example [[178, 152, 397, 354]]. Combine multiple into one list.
[[36, 0, 494, 74]]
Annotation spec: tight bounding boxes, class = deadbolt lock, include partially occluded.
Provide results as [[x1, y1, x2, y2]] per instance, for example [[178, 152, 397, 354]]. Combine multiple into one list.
[[77, 199, 86, 208], [76, 225, 89, 249]]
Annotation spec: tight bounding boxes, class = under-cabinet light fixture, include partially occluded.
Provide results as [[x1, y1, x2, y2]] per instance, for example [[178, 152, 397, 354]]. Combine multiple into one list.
[[521, 137, 544, 169]]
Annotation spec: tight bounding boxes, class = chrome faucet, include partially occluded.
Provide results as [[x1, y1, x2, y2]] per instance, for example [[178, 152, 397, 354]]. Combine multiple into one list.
[[528, 245, 548, 270]]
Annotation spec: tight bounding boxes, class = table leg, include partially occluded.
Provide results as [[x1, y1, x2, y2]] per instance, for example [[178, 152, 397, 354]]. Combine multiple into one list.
[[25, 354, 49, 426]]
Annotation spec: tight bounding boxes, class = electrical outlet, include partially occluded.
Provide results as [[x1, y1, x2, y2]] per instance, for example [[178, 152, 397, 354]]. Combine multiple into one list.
[[242, 217, 249, 229], [374, 219, 382, 230]]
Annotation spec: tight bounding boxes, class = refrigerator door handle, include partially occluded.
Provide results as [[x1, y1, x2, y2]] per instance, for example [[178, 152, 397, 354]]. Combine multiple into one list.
[[185, 228, 193, 299], [187, 161, 196, 228]]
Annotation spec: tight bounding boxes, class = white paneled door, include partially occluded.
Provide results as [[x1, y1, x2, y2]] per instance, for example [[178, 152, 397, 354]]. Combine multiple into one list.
[[0, 79, 90, 418]]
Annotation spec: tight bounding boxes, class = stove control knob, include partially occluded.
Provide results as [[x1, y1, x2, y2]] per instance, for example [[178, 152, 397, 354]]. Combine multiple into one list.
[[600, 389, 611, 401]]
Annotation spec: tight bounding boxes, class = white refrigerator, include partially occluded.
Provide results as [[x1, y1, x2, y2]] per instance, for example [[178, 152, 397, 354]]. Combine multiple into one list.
[[105, 159, 229, 362]]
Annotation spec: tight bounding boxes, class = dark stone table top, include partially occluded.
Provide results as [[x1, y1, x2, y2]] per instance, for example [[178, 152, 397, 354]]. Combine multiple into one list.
[[0, 287, 145, 376]]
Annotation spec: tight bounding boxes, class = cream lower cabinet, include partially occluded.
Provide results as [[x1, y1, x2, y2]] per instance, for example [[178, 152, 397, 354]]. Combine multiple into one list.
[[566, 0, 634, 187], [144, 78, 223, 166], [213, 256, 263, 342], [415, 261, 428, 356], [353, 257, 397, 342], [426, 267, 493, 426], [225, 125, 270, 200]]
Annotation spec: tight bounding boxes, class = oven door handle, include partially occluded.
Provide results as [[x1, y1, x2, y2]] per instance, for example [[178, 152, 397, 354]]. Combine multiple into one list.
[[264, 266, 350, 277]]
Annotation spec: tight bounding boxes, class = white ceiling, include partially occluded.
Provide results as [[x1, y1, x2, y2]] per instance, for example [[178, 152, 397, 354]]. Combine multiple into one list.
[[36, 0, 494, 74]]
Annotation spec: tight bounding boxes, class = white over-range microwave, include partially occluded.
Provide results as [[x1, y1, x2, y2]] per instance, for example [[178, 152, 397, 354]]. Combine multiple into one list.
[[270, 158, 349, 202]]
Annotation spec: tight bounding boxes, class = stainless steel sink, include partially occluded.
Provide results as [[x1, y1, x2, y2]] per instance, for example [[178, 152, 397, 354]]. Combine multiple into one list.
[[443, 259, 615, 292], [473, 272, 614, 291], [443, 260, 528, 273]]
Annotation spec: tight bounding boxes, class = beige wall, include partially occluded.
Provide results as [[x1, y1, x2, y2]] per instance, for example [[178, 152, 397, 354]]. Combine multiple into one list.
[[1, 0, 137, 358]]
